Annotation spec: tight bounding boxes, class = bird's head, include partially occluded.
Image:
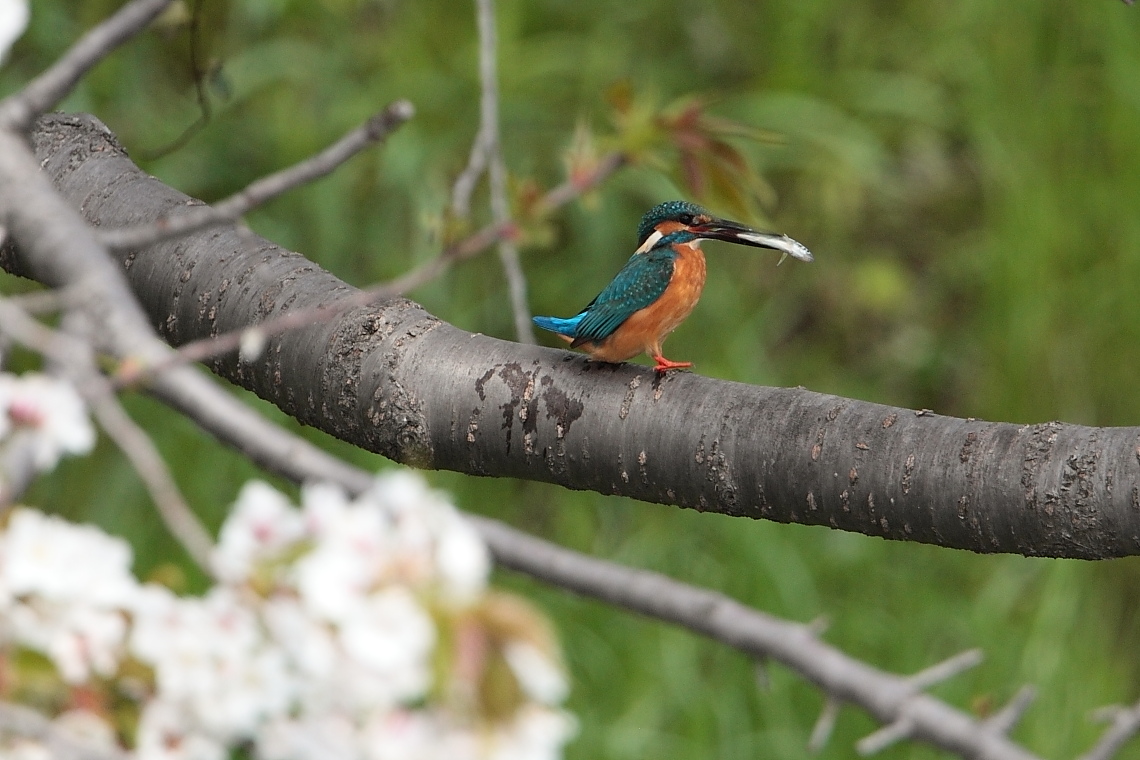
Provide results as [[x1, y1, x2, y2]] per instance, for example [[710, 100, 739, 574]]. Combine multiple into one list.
[[635, 200, 814, 263]]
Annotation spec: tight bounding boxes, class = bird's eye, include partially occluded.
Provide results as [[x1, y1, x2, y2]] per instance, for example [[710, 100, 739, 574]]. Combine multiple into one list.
[[678, 213, 694, 225]]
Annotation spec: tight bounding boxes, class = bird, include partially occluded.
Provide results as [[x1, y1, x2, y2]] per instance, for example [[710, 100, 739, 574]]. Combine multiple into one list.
[[533, 200, 814, 373]]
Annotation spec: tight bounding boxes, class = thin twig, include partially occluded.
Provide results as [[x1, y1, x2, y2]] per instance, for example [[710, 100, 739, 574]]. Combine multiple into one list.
[[857, 718, 915, 755], [0, 296, 214, 571], [2, 287, 69, 315], [754, 657, 771, 691], [450, 125, 491, 219], [0, 0, 174, 130], [0, 702, 127, 760], [134, 0, 210, 161], [908, 649, 984, 691], [540, 150, 626, 210], [116, 149, 625, 384], [985, 686, 1037, 737], [100, 100, 415, 250], [87, 388, 215, 569], [1077, 701, 1140, 760], [471, 0, 535, 343], [117, 148, 624, 382], [808, 696, 841, 753]]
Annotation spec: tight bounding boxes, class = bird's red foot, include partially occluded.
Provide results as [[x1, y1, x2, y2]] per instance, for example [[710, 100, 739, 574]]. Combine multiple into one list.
[[652, 355, 692, 373]]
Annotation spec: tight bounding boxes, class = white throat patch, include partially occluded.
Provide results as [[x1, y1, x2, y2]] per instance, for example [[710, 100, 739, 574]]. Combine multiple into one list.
[[635, 229, 663, 254]]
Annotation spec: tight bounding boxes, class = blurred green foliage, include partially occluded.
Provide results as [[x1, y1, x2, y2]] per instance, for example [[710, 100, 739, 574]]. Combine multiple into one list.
[[4, 0, 1140, 757]]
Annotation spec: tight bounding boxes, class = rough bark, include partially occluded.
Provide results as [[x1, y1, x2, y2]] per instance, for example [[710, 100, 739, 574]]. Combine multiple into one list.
[[9, 113, 1140, 560]]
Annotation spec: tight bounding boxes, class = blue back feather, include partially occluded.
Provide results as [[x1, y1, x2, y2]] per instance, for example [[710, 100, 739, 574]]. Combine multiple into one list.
[[535, 207, 699, 344], [532, 314, 584, 336], [532, 247, 676, 344]]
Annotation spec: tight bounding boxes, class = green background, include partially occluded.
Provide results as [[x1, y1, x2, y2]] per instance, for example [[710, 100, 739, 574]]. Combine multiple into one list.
[[4, 0, 1140, 757]]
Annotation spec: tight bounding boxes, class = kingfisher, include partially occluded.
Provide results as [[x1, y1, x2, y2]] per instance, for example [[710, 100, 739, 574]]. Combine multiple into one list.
[[533, 200, 814, 373]]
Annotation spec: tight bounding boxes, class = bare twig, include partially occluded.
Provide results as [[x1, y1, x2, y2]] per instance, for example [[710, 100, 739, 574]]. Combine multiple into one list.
[[2, 287, 69, 315], [88, 389, 215, 569], [808, 696, 841, 753], [0, 296, 214, 571], [459, 0, 535, 343], [0, 0, 174, 130], [754, 658, 771, 691], [1077, 701, 1140, 760], [474, 519, 1044, 760], [493, 184, 534, 342], [539, 150, 626, 210], [985, 686, 1037, 737], [100, 101, 415, 250], [0, 702, 126, 760], [908, 649, 984, 691], [134, 0, 210, 160], [116, 149, 626, 384], [857, 718, 915, 755], [450, 123, 491, 219]]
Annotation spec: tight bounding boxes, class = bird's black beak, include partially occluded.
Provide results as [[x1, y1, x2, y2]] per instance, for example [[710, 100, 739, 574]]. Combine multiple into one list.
[[693, 218, 814, 264]]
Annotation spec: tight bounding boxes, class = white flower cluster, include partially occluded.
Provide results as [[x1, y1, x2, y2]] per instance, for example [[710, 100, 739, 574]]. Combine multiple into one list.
[[0, 472, 577, 760], [0, 372, 97, 492]]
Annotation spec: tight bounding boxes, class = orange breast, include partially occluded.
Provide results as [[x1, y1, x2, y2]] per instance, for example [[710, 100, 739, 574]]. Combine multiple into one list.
[[582, 244, 707, 362]]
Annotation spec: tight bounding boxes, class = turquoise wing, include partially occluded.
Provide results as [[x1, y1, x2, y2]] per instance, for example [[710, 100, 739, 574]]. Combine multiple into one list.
[[570, 249, 676, 345]]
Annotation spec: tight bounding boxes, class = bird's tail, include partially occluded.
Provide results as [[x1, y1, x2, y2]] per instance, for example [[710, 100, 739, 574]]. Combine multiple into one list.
[[533, 314, 583, 337]]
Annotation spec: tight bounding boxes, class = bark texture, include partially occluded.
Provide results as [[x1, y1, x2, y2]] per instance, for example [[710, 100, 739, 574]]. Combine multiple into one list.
[[11, 113, 1140, 560]]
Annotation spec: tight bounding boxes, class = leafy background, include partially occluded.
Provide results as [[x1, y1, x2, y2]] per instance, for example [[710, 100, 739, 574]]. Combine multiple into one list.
[[3, 0, 1140, 757]]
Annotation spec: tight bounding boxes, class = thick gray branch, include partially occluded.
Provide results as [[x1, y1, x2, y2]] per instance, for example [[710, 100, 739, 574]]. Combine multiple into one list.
[[10, 113, 1140, 560], [146, 305, 1047, 760]]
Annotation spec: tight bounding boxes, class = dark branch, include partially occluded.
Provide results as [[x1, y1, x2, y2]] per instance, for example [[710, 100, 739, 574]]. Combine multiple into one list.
[[143, 294, 1048, 760], [0, 0, 174, 130], [7, 113, 1131, 760], [117, 147, 623, 384], [13, 112, 1140, 561]]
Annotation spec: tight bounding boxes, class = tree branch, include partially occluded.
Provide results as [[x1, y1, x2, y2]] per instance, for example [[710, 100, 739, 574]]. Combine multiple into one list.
[[986, 686, 1037, 737], [1078, 702, 1140, 760], [0, 296, 215, 570], [13, 112, 1140, 561], [0, 0, 174, 131], [0, 106, 1094, 756], [98, 100, 415, 251], [140, 290, 1048, 760], [474, 0, 535, 344], [117, 147, 625, 385]]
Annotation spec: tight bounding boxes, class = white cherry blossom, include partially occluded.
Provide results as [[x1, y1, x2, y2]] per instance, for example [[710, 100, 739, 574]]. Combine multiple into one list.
[[135, 700, 228, 760], [212, 480, 306, 583], [1, 508, 135, 607], [0, 471, 573, 760], [0, 373, 96, 472]]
